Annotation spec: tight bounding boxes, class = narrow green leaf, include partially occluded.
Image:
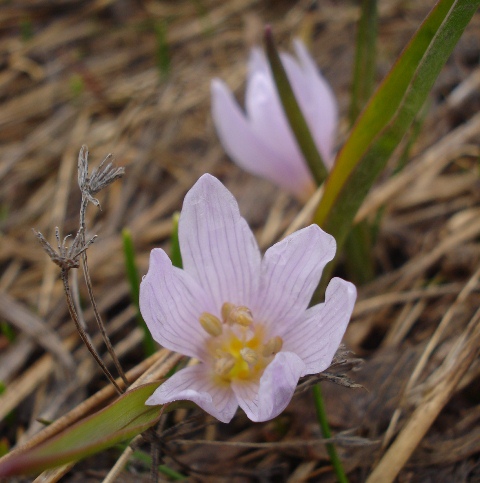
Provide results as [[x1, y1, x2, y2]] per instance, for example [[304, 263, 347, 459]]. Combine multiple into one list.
[[0, 439, 8, 459], [0, 383, 163, 477], [122, 228, 156, 357], [314, 0, 480, 253], [264, 26, 328, 185], [159, 464, 187, 480], [349, 0, 378, 124], [170, 212, 183, 269], [0, 321, 15, 342], [344, 222, 376, 285], [154, 20, 170, 78], [395, 101, 429, 174], [131, 450, 186, 480], [20, 17, 34, 41], [347, 0, 379, 283], [122, 228, 140, 306]]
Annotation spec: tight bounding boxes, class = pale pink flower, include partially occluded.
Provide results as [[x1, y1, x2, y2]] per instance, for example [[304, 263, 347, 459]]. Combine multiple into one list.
[[211, 39, 338, 200], [141, 174, 355, 423]]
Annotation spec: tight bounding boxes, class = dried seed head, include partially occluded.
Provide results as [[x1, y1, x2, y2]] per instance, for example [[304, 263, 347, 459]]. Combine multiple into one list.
[[78, 145, 125, 207], [33, 227, 96, 271]]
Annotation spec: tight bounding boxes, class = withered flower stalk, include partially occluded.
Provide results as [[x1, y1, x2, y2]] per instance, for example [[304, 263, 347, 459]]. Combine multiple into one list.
[[34, 228, 123, 394], [77, 145, 128, 386], [34, 145, 127, 394]]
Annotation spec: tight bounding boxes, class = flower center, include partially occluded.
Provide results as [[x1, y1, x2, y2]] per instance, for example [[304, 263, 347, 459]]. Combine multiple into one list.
[[199, 303, 283, 383]]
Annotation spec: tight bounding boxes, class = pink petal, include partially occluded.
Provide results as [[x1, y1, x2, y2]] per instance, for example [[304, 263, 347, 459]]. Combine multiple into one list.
[[146, 365, 238, 424], [140, 248, 214, 360], [248, 47, 268, 76], [231, 351, 305, 422], [245, 66, 313, 190], [293, 39, 338, 166], [279, 51, 311, 109], [179, 174, 261, 313], [211, 79, 310, 197], [254, 225, 336, 333], [281, 277, 357, 375]]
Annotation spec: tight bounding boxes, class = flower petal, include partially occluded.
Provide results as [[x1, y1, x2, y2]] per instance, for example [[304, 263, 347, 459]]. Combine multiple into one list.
[[254, 225, 336, 333], [146, 365, 238, 424], [248, 47, 269, 76], [140, 248, 213, 360], [231, 351, 305, 422], [281, 277, 356, 375], [278, 51, 311, 110], [293, 39, 338, 166], [179, 174, 261, 313], [245, 61, 313, 191], [211, 79, 311, 197]]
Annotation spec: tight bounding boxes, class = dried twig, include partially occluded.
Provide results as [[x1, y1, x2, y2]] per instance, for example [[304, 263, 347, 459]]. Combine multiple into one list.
[[77, 145, 128, 386], [34, 228, 123, 394]]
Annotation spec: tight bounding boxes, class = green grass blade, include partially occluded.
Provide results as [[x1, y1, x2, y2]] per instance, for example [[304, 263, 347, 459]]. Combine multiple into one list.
[[131, 450, 186, 480], [154, 20, 170, 78], [314, 0, 480, 253], [170, 212, 183, 269], [349, 0, 378, 124], [122, 228, 156, 357]]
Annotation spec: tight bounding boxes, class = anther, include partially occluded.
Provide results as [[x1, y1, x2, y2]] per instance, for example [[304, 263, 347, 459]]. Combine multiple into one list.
[[240, 348, 258, 366], [262, 336, 283, 356], [227, 306, 253, 327], [214, 354, 236, 376], [199, 312, 223, 337], [221, 302, 235, 322]]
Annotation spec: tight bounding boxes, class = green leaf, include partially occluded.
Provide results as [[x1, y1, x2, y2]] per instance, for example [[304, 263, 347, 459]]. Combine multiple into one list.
[[170, 212, 183, 269], [122, 228, 156, 357], [130, 450, 186, 480], [154, 20, 170, 78], [349, 0, 378, 124], [0, 321, 15, 342], [313, 0, 480, 253], [264, 27, 328, 185], [0, 382, 163, 477]]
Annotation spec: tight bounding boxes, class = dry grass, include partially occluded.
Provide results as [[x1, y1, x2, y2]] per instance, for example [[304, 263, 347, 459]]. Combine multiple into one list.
[[0, 0, 479, 481]]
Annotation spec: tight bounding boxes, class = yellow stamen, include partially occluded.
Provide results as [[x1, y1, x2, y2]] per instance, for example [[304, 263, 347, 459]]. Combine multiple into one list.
[[204, 303, 283, 383], [227, 306, 253, 327], [215, 354, 236, 376], [240, 347, 258, 366], [262, 336, 283, 356], [221, 302, 235, 322], [199, 312, 223, 337]]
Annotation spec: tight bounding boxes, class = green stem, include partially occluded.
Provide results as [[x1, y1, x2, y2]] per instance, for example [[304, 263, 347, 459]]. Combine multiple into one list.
[[313, 384, 349, 483]]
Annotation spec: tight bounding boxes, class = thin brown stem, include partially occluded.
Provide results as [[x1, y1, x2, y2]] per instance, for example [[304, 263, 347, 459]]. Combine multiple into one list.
[[79, 197, 129, 386], [150, 434, 160, 483], [61, 268, 123, 395]]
